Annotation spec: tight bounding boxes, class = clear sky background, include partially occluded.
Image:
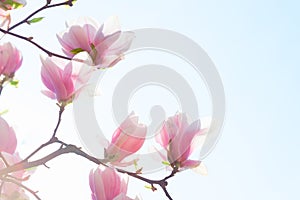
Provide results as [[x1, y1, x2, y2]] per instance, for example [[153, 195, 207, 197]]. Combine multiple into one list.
[[0, 0, 299, 199]]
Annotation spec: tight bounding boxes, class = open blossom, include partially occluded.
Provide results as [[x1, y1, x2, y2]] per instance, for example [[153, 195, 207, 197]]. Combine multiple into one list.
[[105, 113, 146, 166], [89, 165, 138, 200], [0, 0, 26, 11], [57, 16, 135, 69], [40, 56, 92, 104], [0, 42, 22, 78], [156, 113, 206, 170], [0, 116, 17, 154], [0, 152, 30, 200]]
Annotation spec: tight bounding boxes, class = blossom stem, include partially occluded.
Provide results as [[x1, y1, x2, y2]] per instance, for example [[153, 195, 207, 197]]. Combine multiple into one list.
[[0, 76, 8, 96], [51, 104, 65, 138]]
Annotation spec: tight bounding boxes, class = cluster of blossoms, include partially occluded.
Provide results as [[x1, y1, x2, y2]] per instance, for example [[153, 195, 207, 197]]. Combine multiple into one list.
[[0, 0, 210, 199], [0, 0, 24, 92], [41, 16, 135, 105], [40, 16, 206, 199]]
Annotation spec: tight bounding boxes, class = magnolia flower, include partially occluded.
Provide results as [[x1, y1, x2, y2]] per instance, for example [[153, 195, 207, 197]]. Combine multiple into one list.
[[156, 113, 206, 170], [0, 42, 22, 78], [105, 113, 146, 166], [0, 9, 10, 29], [0, 152, 30, 200], [40, 55, 92, 104], [0, 0, 26, 11], [57, 16, 135, 69], [89, 166, 138, 200], [0, 116, 17, 154], [0, 0, 26, 30]]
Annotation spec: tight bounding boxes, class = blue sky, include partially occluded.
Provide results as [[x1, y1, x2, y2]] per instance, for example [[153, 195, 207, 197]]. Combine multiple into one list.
[[1, 0, 299, 199]]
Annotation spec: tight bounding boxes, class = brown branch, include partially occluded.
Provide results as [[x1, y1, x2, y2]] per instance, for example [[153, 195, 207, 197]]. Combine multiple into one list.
[[22, 105, 65, 162], [0, 144, 77, 175], [0, 28, 71, 61], [0, 143, 175, 200]]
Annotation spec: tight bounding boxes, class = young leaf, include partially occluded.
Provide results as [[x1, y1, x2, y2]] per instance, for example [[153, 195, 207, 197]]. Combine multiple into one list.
[[27, 17, 44, 24], [10, 80, 19, 87], [162, 161, 171, 166], [70, 48, 84, 55]]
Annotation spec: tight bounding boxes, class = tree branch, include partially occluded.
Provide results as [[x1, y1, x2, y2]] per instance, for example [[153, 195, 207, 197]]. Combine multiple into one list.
[[22, 105, 65, 162], [0, 142, 175, 200], [9, 0, 75, 31], [0, 28, 71, 61]]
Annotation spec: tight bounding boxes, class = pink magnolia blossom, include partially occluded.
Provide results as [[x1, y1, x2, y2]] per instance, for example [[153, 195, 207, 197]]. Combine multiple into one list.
[[0, 42, 22, 78], [156, 113, 206, 170], [0, 116, 17, 154], [89, 165, 138, 200], [105, 113, 146, 166], [57, 16, 135, 69], [0, 0, 26, 11], [0, 152, 30, 200], [40, 56, 92, 104]]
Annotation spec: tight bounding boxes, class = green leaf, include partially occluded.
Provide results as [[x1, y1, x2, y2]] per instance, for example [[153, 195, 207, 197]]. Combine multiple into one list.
[[70, 48, 84, 55], [162, 161, 171, 166], [10, 80, 19, 87], [27, 17, 44, 24]]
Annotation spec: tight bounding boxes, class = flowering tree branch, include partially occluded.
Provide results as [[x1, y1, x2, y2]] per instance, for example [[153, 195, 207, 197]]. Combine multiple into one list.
[[0, 104, 176, 199], [0, 141, 176, 200], [0, 105, 176, 199], [0, 1, 208, 199]]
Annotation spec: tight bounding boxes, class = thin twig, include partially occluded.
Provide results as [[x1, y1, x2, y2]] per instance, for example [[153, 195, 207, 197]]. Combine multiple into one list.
[[0, 28, 71, 61], [9, 0, 74, 31], [22, 105, 65, 162], [0, 181, 4, 198], [0, 152, 9, 167], [51, 105, 65, 138]]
